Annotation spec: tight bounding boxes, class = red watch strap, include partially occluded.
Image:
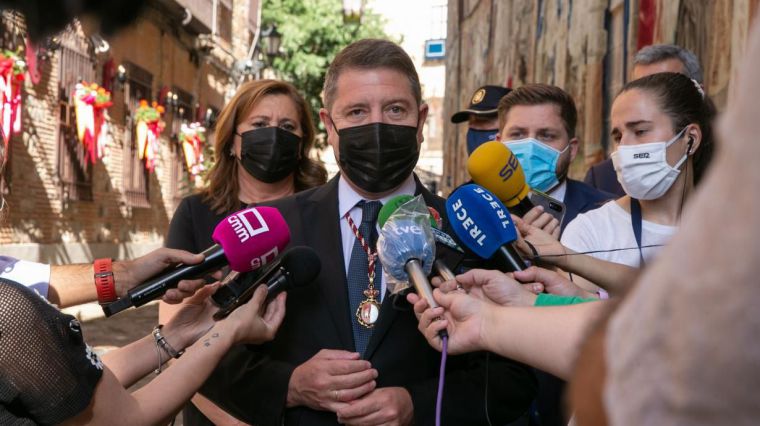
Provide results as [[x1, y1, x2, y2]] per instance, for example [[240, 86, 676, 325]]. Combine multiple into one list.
[[93, 258, 117, 304]]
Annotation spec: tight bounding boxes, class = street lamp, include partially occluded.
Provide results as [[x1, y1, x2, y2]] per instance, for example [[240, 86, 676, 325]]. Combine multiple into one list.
[[343, 0, 364, 24], [261, 24, 282, 59]]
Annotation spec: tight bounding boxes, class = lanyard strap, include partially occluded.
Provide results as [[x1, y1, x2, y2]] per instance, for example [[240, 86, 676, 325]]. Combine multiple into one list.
[[630, 198, 646, 267], [344, 212, 377, 287]]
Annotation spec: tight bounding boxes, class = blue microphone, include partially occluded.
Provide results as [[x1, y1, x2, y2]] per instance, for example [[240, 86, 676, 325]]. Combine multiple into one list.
[[445, 184, 527, 271], [378, 210, 447, 338], [377, 210, 439, 299]]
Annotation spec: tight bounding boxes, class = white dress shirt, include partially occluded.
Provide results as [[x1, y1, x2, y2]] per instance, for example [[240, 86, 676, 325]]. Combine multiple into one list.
[[337, 174, 417, 301], [547, 179, 568, 202]]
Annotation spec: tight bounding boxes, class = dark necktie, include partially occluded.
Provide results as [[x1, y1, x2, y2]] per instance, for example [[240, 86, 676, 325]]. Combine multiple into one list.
[[346, 200, 383, 355]]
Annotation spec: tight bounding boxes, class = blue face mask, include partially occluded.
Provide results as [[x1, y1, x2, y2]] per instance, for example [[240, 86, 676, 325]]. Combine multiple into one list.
[[505, 138, 569, 192], [466, 128, 499, 155]]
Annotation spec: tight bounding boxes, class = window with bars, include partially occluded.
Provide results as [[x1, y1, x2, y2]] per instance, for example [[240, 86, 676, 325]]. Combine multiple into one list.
[[57, 35, 95, 202], [122, 62, 152, 208]]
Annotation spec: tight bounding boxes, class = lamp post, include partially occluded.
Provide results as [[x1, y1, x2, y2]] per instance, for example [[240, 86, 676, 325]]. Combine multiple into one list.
[[261, 24, 282, 61]]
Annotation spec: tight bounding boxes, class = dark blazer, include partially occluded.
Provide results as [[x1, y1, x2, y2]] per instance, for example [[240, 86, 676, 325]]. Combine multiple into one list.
[[561, 179, 617, 233], [195, 175, 536, 426], [582, 158, 625, 198]]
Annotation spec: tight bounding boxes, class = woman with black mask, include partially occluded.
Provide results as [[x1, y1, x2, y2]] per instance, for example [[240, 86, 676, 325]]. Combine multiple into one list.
[[160, 79, 326, 268], [159, 80, 326, 423]]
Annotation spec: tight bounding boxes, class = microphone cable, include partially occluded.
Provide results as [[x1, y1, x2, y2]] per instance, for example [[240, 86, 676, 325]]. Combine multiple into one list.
[[435, 335, 448, 426], [523, 244, 665, 262]]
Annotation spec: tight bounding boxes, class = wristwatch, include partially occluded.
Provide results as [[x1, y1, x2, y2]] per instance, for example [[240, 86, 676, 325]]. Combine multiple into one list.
[[93, 258, 117, 304]]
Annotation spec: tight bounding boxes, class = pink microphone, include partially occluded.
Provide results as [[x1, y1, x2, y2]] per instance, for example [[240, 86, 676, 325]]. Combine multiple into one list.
[[213, 206, 290, 272], [103, 206, 290, 316]]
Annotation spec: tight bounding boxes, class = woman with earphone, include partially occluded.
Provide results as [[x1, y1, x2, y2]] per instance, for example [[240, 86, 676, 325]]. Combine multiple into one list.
[[561, 72, 715, 277]]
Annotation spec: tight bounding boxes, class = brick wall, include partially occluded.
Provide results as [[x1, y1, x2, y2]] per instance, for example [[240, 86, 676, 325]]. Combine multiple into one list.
[[0, 1, 257, 263]]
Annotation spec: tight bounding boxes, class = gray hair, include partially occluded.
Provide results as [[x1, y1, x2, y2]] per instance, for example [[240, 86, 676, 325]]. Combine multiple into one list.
[[634, 44, 704, 84]]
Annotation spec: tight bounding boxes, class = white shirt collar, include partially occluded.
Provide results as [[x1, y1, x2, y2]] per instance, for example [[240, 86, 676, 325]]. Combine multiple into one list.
[[338, 173, 417, 218], [548, 179, 568, 202]]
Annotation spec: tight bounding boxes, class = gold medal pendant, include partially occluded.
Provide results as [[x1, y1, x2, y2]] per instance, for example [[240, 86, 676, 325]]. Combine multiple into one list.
[[356, 288, 380, 328]]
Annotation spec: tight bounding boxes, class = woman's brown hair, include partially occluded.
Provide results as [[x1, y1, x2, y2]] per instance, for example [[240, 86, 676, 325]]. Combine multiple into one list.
[[201, 79, 327, 214]]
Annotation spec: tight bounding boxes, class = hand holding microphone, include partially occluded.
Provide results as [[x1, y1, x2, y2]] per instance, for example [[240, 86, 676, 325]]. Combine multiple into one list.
[[103, 206, 291, 316], [376, 197, 437, 305], [212, 246, 321, 320], [377, 196, 449, 343], [113, 248, 212, 304]]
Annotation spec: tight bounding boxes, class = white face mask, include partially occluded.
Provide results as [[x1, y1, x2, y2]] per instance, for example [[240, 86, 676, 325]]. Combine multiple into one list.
[[610, 127, 689, 200]]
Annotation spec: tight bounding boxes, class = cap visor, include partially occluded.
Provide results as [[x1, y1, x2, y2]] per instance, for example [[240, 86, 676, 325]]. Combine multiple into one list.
[[450, 108, 498, 123]]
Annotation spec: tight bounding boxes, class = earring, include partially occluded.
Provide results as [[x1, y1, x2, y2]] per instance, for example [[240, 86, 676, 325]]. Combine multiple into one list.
[[687, 137, 694, 154]]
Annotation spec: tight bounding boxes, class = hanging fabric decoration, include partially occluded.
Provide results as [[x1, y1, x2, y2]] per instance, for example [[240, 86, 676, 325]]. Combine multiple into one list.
[[179, 122, 206, 178], [73, 81, 112, 163], [24, 38, 41, 85], [134, 100, 165, 171], [0, 48, 26, 147]]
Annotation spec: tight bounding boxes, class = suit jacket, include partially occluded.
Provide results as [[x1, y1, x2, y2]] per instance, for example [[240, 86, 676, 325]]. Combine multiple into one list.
[[196, 175, 536, 426], [582, 158, 625, 198], [561, 179, 617, 233]]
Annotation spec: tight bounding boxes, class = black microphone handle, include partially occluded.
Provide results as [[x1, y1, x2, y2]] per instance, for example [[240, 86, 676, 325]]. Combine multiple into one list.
[[212, 264, 285, 320], [495, 244, 527, 272], [128, 244, 227, 308], [266, 270, 291, 301], [509, 196, 534, 217]]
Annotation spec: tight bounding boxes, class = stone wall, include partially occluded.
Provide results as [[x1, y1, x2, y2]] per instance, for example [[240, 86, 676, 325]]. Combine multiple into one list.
[[442, 0, 759, 195]]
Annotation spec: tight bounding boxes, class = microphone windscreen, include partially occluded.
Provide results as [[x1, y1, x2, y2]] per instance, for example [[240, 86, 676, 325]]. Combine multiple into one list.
[[467, 141, 530, 208], [445, 184, 519, 259], [280, 246, 321, 288], [378, 216, 435, 282], [212, 206, 291, 272], [378, 195, 415, 228], [378, 195, 438, 229]]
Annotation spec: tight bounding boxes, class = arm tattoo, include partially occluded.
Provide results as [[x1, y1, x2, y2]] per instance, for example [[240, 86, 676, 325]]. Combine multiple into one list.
[[202, 332, 221, 347]]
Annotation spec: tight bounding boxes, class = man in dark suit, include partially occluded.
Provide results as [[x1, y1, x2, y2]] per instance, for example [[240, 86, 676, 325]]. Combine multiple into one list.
[[497, 84, 615, 235], [193, 39, 536, 426]]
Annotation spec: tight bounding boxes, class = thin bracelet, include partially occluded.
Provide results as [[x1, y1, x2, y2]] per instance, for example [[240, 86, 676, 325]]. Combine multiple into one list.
[[154, 339, 164, 375], [152, 325, 185, 360]]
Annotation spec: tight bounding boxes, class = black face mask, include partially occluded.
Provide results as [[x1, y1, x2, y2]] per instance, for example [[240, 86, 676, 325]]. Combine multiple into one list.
[[336, 122, 420, 193], [238, 127, 301, 183]]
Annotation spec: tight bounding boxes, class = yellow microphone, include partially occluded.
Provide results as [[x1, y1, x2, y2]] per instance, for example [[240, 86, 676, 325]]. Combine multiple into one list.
[[467, 141, 534, 216]]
